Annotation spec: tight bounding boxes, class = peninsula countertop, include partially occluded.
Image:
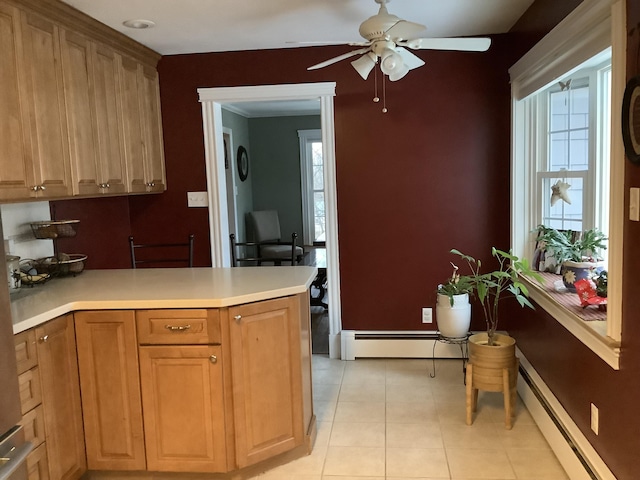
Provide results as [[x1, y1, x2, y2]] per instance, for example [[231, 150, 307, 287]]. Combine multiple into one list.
[[11, 266, 317, 334]]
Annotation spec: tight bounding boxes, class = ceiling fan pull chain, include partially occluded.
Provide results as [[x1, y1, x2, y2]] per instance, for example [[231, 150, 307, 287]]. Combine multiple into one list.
[[373, 65, 380, 104], [382, 72, 388, 113]]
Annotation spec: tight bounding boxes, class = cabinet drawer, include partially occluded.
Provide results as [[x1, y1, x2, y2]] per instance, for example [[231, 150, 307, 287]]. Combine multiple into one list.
[[18, 367, 42, 415], [136, 309, 221, 345], [20, 404, 46, 448], [27, 443, 50, 480], [15, 329, 38, 375]]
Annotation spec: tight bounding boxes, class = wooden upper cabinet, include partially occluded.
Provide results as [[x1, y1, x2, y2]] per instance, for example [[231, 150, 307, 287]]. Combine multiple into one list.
[[19, 11, 72, 199], [0, 0, 163, 202], [120, 58, 166, 193], [60, 30, 128, 196], [0, 3, 34, 201], [139, 65, 166, 192], [35, 315, 86, 480]]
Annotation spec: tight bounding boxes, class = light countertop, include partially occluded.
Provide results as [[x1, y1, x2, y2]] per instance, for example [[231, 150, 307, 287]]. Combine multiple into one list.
[[11, 266, 317, 334]]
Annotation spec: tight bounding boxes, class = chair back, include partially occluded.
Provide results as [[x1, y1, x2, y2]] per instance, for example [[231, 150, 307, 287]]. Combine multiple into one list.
[[129, 234, 194, 268], [247, 210, 282, 242], [230, 233, 300, 267]]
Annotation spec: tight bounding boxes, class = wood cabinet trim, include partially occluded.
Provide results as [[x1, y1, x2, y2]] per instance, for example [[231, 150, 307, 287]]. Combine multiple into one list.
[[4, 0, 160, 67]]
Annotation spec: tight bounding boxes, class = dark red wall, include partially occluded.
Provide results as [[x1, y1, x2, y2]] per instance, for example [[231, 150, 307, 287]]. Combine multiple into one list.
[[507, 2, 640, 479], [53, 35, 525, 331]]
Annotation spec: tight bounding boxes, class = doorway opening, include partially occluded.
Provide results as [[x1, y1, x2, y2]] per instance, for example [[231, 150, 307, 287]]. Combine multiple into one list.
[[198, 82, 341, 358]]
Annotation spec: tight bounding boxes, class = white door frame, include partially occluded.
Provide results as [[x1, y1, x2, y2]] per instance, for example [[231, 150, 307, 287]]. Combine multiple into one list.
[[198, 82, 342, 358], [222, 127, 238, 237]]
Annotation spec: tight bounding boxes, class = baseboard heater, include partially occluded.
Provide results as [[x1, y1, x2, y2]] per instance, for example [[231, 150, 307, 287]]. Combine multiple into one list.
[[341, 330, 469, 361], [516, 349, 615, 480]]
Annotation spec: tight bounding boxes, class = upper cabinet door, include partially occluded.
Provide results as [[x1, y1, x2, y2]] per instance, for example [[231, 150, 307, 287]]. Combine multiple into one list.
[[90, 43, 127, 194], [119, 56, 146, 193], [19, 11, 72, 198], [138, 65, 166, 193], [59, 29, 100, 196], [121, 59, 166, 194], [0, 3, 35, 201]]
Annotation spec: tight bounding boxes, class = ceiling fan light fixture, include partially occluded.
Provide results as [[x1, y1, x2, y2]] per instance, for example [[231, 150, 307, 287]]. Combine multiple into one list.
[[351, 52, 378, 80], [380, 49, 404, 77]]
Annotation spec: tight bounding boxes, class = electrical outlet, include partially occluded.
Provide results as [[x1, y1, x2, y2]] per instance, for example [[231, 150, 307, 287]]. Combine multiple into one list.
[[591, 403, 599, 435], [187, 191, 208, 207], [422, 308, 433, 324]]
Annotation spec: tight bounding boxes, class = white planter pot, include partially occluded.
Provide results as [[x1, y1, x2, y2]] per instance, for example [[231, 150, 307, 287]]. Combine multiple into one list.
[[561, 260, 605, 292], [436, 293, 471, 338]]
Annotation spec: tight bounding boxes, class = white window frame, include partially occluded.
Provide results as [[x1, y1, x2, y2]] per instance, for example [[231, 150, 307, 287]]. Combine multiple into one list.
[[510, 0, 625, 369], [298, 129, 323, 246]]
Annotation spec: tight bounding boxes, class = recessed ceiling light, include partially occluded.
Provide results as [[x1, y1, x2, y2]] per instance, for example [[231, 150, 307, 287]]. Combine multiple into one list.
[[122, 19, 155, 29]]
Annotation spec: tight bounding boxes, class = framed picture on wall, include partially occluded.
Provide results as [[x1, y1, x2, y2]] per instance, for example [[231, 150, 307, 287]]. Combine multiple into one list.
[[237, 146, 249, 182]]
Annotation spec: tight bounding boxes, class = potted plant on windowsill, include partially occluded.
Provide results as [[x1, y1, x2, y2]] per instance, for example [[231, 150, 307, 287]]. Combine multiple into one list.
[[436, 262, 473, 339], [450, 248, 543, 429], [535, 226, 607, 292]]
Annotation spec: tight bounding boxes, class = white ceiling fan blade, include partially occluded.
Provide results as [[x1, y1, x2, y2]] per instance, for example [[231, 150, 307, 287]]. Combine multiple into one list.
[[395, 47, 425, 71], [307, 47, 372, 71], [385, 20, 426, 41], [351, 52, 377, 80], [400, 37, 491, 52], [287, 40, 370, 47]]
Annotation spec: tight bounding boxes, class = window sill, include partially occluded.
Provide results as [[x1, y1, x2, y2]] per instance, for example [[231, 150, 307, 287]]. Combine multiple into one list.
[[522, 276, 620, 370]]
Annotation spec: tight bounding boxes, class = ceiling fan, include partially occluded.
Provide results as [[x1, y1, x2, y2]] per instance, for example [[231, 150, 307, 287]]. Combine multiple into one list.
[[307, 0, 492, 82]]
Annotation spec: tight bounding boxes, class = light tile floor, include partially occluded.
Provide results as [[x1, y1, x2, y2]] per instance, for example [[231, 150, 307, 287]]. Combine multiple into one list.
[[255, 356, 569, 480]]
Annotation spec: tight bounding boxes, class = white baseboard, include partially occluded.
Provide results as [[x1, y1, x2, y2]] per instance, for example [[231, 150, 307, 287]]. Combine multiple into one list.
[[517, 348, 615, 480], [340, 330, 469, 361]]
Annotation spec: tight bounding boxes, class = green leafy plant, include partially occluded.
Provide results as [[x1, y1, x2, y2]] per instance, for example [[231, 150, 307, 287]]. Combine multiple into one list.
[[451, 248, 543, 346], [437, 262, 474, 306], [536, 226, 607, 264]]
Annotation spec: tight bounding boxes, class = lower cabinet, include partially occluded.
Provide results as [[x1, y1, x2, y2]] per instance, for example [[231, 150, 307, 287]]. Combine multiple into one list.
[[74, 311, 146, 471], [228, 296, 304, 468], [34, 314, 86, 480], [14, 295, 313, 477], [138, 345, 227, 472]]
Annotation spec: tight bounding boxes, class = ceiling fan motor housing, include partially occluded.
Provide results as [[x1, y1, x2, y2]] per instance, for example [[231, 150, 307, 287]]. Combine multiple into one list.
[[359, 6, 400, 41]]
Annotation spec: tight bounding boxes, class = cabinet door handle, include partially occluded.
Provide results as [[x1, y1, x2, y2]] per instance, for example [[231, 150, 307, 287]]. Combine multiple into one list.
[[39, 335, 49, 343], [234, 315, 242, 323], [164, 324, 191, 331], [98, 183, 110, 189], [209, 355, 217, 364]]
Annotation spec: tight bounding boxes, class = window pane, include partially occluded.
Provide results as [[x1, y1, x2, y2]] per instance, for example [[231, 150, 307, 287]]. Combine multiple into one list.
[[542, 176, 584, 231], [570, 87, 589, 128], [550, 91, 568, 131], [569, 130, 589, 170], [549, 132, 568, 170], [314, 192, 325, 242]]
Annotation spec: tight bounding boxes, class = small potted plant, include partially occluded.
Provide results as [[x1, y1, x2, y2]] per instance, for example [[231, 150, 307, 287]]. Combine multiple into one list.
[[450, 248, 543, 429], [436, 262, 473, 338], [536, 226, 607, 292]]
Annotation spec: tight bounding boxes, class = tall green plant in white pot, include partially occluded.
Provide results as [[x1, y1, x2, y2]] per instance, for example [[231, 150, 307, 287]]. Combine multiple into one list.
[[450, 248, 542, 428], [436, 262, 473, 338]]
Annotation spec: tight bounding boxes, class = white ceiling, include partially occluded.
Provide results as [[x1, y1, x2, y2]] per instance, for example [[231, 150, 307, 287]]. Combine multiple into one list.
[[60, 0, 535, 116], [61, 0, 534, 56]]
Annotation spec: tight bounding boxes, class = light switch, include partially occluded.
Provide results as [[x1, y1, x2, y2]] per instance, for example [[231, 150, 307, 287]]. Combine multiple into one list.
[[630, 188, 640, 222], [187, 191, 208, 208]]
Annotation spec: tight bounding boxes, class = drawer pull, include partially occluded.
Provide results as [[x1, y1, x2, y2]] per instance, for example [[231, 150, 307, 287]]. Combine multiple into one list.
[[234, 315, 242, 323], [209, 355, 217, 364], [164, 324, 191, 332], [38, 335, 48, 343]]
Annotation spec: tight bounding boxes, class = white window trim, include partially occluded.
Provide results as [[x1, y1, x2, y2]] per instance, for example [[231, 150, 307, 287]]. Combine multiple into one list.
[[510, 0, 625, 369], [298, 129, 322, 246]]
